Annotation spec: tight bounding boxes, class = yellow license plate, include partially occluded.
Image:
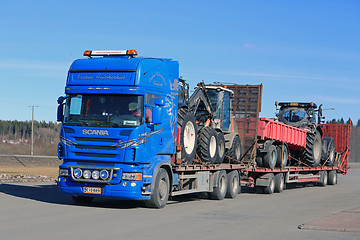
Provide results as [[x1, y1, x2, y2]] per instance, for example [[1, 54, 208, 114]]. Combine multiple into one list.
[[83, 187, 102, 195]]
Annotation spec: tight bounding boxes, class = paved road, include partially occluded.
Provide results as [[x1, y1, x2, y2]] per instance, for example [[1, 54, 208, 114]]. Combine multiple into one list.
[[1, 169, 360, 240]]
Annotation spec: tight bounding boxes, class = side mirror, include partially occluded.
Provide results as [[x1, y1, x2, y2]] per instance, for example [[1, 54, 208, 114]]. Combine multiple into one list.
[[152, 106, 163, 125], [155, 98, 165, 107], [57, 96, 65, 122]]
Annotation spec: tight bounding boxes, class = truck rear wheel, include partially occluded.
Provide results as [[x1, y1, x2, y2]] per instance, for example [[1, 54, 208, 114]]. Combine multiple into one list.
[[319, 170, 328, 187], [328, 170, 337, 185], [198, 126, 218, 164], [274, 173, 285, 193], [263, 145, 277, 169], [178, 108, 198, 164], [145, 168, 170, 209], [210, 170, 227, 200], [263, 173, 275, 194], [226, 170, 240, 198], [302, 131, 322, 167], [215, 132, 226, 164], [226, 135, 242, 163]]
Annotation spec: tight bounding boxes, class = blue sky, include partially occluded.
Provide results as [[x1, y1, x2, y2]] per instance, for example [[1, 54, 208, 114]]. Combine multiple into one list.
[[0, 0, 359, 123]]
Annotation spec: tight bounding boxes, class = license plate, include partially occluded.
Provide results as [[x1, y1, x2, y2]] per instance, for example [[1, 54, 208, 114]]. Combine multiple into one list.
[[83, 187, 102, 195]]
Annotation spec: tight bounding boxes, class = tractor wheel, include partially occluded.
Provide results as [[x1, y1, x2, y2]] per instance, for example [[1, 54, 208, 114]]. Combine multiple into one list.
[[276, 145, 288, 168], [198, 126, 218, 164], [226, 135, 242, 163], [263, 145, 277, 169], [302, 130, 322, 167], [178, 108, 198, 164], [328, 170, 337, 185], [215, 132, 226, 164], [322, 137, 336, 166]]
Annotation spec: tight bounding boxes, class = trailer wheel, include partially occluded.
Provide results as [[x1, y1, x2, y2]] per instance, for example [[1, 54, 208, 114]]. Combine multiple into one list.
[[328, 170, 337, 185], [210, 170, 227, 200], [226, 171, 240, 198], [198, 126, 218, 164], [145, 168, 170, 208], [263, 173, 275, 194], [226, 135, 242, 163], [215, 132, 226, 164], [72, 196, 94, 204], [319, 170, 328, 187], [178, 108, 198, 164], [276, 145, 288, 168], [274, 173, 285, 193], [302, 131, 322, 167], [263, 145, 277, 169]]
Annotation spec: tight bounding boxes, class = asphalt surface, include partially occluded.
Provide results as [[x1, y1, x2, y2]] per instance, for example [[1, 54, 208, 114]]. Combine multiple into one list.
[[1, 169, 360, 240]]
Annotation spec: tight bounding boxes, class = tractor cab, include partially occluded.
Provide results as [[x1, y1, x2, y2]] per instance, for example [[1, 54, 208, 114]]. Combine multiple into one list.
[[276, 102, 322, 129]]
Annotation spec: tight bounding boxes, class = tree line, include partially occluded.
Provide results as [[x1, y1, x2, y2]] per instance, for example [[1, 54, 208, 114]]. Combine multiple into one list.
[[0, 120, 59, 140]]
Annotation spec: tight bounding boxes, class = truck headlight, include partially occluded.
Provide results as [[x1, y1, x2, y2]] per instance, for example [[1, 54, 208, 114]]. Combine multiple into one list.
[[100, 170, 109, 180], [59, 168, 69, 177], [122, 173, 142, 181], [83, 170, 91, 179], [73, 168, 82, 178], [92, 170, 100, 180]]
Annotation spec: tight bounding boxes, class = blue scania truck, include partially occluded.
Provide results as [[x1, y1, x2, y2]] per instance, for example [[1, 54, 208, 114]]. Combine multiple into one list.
[[57, 50, 350, 208]]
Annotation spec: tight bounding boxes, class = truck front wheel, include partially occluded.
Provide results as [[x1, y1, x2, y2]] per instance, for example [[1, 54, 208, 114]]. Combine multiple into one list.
[[145, 168, 170, 209]]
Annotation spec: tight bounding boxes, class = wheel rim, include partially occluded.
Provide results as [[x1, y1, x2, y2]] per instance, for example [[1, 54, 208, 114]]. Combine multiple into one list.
[[184, 122, 196, 154], [158, 178, 168, 201], [270, 178, 275, 192], [313, 138, 321, 160], [279, 175, 284, 190], [282, 151, 288, 166], [329, 149, 335, 163], [235, 142, 241, 159], [209, 136, 216, 157], [271, 149, 276, 165]]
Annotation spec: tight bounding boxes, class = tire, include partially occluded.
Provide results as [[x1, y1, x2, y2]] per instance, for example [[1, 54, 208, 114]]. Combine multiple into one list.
[[319, 170, 328, 187], [226, 171, 240, 198], [276, 145, 288, 168], [274, 173, 285, 193], [145, 168, 170, 208], [215, 132, 226, 164], [178, 108, 198, 164], [322, 137, 335, 166], [302, 130, 322, 167], [263, 145, 277, 169], [198, 126, 218, 164], [210, 170, 227, 200], [328, 170, 337, 185], [226, 135, 242, 163], [72, 196, 94, 204], [263, 173, 275, 194]]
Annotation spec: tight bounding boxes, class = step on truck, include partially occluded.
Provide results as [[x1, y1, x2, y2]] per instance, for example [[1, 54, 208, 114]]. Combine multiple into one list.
[[57, 50, 351, 208]]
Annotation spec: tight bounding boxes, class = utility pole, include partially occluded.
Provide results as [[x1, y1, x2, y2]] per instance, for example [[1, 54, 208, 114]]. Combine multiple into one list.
[[29, 105, 39, 155]]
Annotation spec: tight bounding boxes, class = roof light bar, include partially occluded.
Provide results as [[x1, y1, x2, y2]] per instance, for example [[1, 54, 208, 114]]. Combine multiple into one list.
[[83, 50, 138, 57]]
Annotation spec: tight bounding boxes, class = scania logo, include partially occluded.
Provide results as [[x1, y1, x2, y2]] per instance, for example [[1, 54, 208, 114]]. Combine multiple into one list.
[[82, 129, 109, 136]]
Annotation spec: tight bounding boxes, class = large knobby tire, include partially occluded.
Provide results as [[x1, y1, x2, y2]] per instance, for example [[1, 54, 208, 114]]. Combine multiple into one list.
[[72, 196, 94, 204], [178, 108, 198, 164], [274, 173, 285, 193], [145, 168, 170, 209], [322, 137, 336, 166], [198, 126, 218, 164], [302, 131, 322, 167], [319, 170, 328, 187], [225, 170, 240, 198], [226, 135, 242, 163], [263, 173, 275, 194], [276, 145, 288, 168], [215, 132, 226, 164], [263, 145, 277, 169], [210, 170, 227, 200], [328, 170, 337, 185]]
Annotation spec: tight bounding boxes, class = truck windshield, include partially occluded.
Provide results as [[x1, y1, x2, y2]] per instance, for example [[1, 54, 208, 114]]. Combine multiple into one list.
[[64, 94, 144, 127]]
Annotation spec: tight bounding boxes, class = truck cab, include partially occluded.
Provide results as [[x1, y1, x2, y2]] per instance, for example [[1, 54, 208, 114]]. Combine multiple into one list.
[[57, 50, 179, 204]]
